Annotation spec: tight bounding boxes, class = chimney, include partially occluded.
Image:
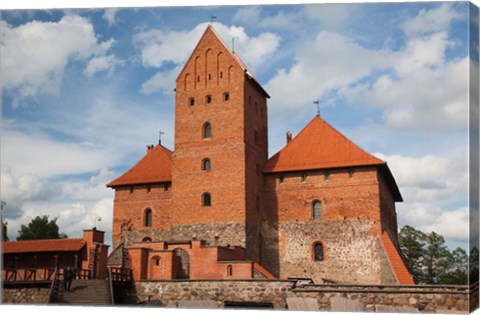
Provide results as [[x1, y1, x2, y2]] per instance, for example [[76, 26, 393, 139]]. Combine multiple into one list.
[[146, 144, 154, 152], [286, 131, 293, 144]]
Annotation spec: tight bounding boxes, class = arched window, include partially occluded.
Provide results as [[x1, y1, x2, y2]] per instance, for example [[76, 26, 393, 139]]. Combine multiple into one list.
[[203, 122, 212, 139], [202, 193, 211, 207], [313, 242, 324, 261], [312, 200, 322, 219], [202, 158, 211, 171], [227, 265, 233, 276], [144, 208, 152, 227]]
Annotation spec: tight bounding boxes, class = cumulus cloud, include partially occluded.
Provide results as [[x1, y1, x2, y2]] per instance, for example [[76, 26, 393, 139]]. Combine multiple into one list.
[[401, 3, 461, 37], [265, 31, 388, 117], [398, 203, 469, 242], [134, 22, 280, 93], [1, 15, 120, 105], [84, 54, 124, 77]]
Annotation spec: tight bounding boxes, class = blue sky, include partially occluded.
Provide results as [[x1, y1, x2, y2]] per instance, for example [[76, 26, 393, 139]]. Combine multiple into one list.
[[0, 1, 477, 251]]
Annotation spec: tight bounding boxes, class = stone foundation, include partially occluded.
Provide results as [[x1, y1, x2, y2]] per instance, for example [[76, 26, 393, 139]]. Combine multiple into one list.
[[121, 280, 473, 313], [2, 286, 51, 304]]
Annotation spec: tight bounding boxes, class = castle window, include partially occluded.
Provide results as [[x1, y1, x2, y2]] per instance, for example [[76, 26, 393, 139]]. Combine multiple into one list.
[[206, 95, 212, 104], [312, 200, 322, 219], [348, 169, 354, 178], [189, 97, 195, 106], [164, 183, 170, 192], [144, 208, 153, 227], [203, 122, 212, 138], [224, 92, 230, 102], [197, 75, 200, 82], [227, 265, 233, 276], [301, 173, 307, 182], [202, 193, 211, 207], [324, 171, 331, 180], [129, 186, 134, 194], [142, 237, 152, 242], [156, 257, 160, 266], [208, 73, 212, 80], [147, 185, 151, 193], [313, 242, 324, 261], [220, 71, 223, 78], [202, 158, 211, 171], [279, 174, 284, 183]]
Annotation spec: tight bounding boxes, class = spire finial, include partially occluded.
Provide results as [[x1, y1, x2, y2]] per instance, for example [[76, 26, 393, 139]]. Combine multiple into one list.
[[314, 100, 320, 116], [158, 130, 165, 145]]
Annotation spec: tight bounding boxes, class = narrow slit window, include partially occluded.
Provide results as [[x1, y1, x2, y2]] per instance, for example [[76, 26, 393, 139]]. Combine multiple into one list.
[[144, 208, 153, 227], [206, 95, 212, 104], [314, 243, 324, 261], [203, 122, 212, 139], [189, 97, 195, 106], [202, 158, 211, 171], [202, 193, 211, 207], [224, 92, 230, 102], [312, 200, 322, 219]]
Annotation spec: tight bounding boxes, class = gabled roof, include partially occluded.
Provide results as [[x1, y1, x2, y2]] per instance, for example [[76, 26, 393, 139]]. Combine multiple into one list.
[[107, 144, 173, 188], [264, 115, 385, 173], [2, 238, 85, 254], [176, 25, 270, 98], [381, 231, 415, 285]]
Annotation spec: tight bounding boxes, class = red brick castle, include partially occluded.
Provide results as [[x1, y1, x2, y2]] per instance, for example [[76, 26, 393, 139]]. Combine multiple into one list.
[[107, 25, 414, 285]]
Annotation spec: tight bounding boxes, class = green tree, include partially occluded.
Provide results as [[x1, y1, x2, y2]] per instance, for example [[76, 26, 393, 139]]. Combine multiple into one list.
[[398, 225, 427, 283], [2, 219, 8, 241], [17, 215, 67, 240], [399, 225, 469, 285]]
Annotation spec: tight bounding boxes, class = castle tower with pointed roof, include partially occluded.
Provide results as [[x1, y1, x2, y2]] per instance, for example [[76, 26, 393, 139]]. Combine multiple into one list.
[[107, 26, 413, 285]]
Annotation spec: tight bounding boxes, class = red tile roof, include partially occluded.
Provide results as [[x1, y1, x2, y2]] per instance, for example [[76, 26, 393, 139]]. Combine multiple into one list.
[[264, 115, 385, 173], [2, 238, 85, 254], [381, 231, 415, 285], [107, 144, 173, 187]]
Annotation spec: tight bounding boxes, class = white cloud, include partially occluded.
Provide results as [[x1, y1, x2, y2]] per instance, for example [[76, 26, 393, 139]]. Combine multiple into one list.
[[141, 66, 181, 95], [134, 22, 280, 93], [265, 31, 388, 117], [102, 8, 119, 26], [401, 3, 461, 37], [302, 3, 358, 31], [1, 15, 120, 105], [375, 152, 468, 202], [84, 54, 124, 77], [398, 204, 469, 243]]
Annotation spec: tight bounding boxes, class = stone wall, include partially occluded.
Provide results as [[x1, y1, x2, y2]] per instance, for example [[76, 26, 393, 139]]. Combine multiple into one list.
[[2, 286, 50, 304], [261, 219, 397, 284], [122, 221, 247, 249], [125, 280, 472, 313]]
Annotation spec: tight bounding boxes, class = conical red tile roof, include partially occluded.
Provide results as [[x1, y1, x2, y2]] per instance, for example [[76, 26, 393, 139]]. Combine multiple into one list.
[[264, 115, 385, 173], [107, 144, 172, 187]]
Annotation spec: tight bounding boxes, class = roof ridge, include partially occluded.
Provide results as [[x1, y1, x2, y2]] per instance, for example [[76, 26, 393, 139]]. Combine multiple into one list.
[[5, 238, 83, 243]]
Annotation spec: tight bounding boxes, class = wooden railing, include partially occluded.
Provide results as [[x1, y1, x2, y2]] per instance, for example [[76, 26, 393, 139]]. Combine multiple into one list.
[[2, 267, 92, 282], [48, 268, 63, 303], [108, 267, 132, 282]]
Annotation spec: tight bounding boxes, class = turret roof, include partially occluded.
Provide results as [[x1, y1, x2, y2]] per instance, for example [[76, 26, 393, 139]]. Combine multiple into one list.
[[107, 144, 172, 187]]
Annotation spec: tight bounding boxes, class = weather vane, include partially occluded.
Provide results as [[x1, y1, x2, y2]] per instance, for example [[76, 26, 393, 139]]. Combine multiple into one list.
[[210, 15, 217, 26], [159, 130, 165, 145], [314, 100, 320, 116]]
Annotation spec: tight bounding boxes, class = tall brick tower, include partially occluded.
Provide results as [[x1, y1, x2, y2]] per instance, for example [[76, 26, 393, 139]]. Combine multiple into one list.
[[171, 25, 269, 258]]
